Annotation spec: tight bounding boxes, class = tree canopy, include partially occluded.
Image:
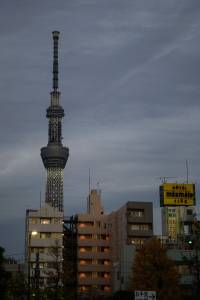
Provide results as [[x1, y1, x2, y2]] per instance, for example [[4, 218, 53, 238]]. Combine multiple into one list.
[[130, 238, 182, 300]]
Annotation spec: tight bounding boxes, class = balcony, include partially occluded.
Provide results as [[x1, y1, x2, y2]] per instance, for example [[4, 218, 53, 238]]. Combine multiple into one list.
[[78, 277, 110, 285], [30, 253, 61, 262], [78, 264, 111, 272], [78, 227, 107, 234], [78, 251, 110, 260], [78, 239, 110, 247], [30, 238, 62, 248], [29, 224, 63, 233]]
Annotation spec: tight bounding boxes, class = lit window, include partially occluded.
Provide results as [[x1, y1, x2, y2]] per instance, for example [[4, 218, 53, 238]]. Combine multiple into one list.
[[80, 248, 86, 252], [40, 219, 51, 224], [104, 286, 111, 292], [79, 273, 86, 279], [79, 223, 85, 228]]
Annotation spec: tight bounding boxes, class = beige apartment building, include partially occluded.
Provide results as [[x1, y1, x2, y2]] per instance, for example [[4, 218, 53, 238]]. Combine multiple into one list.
[[77, 190, 112, 297], [25, 204, 64, 289]]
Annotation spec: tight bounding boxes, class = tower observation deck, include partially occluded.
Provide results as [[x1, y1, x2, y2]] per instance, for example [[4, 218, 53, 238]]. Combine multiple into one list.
[[41, 31, 69, 212]]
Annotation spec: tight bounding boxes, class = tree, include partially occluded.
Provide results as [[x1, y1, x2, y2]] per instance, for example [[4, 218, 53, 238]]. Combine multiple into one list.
[[0, 247, 10, 300], [43, 240, 64, 300], [7, 268, 27, 300], [130, 238, 182, 300]]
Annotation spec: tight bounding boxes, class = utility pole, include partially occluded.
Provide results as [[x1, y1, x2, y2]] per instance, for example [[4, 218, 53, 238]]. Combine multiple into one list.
[[34, 252, 40, 300]]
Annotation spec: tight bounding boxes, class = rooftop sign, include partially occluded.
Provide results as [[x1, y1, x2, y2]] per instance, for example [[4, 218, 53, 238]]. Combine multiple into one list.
[[160, 183, 195, 207]]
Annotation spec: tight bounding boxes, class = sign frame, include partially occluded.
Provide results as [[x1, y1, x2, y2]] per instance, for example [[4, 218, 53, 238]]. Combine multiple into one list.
[[160, 183, 195, 207]]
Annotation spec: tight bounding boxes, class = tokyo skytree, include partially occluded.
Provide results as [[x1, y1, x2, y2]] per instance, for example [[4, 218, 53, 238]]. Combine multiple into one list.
[[41, 31, 69, 212]]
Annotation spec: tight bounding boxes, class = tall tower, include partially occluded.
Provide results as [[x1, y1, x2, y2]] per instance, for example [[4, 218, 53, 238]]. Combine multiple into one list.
[[41, 31, 69, 212]]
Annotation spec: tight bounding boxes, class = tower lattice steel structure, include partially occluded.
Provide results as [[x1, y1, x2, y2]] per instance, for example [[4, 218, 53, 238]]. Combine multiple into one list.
[[41, 31, 69, 212]]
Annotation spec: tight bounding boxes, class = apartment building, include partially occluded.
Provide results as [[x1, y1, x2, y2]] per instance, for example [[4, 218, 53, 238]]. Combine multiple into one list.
[[25, 204, 64, 289], [162, 206, 196, 241], [77, 190, 112, 298], [110, 201, 153, 292], [64, 191, 153, 297]]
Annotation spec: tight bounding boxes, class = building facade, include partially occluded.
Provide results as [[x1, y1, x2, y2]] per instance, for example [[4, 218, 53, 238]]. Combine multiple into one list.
[[162, 206, 196, 241], [76, 190, 112, 298], [66, 192, 154, 297], [110, 201, 153, 292], [25, 204, 63, 289]]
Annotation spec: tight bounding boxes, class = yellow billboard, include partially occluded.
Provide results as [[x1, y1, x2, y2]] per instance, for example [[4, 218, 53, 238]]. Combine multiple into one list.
[[160, 183, 195, 207]]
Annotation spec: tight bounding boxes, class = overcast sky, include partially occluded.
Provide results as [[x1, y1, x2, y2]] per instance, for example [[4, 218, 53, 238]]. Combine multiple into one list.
[[1, 0, 200, 259]]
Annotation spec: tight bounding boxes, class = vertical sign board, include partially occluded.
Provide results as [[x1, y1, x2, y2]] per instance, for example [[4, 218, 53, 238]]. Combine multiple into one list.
[[135, 291, 156, 300], [160, 183, 195, 207]]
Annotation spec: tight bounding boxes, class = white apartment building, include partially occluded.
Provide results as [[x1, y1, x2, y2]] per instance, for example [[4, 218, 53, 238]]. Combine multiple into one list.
[[25, 203, 64, 289]]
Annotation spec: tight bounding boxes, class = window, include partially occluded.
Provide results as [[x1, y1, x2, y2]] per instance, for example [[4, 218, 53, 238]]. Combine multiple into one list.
[[187, 209, 193, 216], [31, 247, 45, 254], [140, 224, 151, 231], [79, 247, 91, 252], [131, 224, 140, 231], [40, 232, 51, 239], [79, 221, 94, 228], [79, 273, 86, 279], [51, 233, 62, 239], [30, 218, 38, 224], [129, 209, 144, 217], [40, 218, 51, 224], [130, 223, 151, 231], [129, 238, 145, 246]]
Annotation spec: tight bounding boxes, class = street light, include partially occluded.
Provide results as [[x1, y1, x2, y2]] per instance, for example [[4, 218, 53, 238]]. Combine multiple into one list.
[[28, 231, 38, 300]]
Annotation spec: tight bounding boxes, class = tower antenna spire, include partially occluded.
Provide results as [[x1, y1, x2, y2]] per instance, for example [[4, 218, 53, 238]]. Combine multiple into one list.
[[52, 31, 59, 91]]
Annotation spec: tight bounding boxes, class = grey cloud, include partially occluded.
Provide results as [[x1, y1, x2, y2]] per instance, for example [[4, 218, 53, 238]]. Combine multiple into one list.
[[0, 0, 200, 255]]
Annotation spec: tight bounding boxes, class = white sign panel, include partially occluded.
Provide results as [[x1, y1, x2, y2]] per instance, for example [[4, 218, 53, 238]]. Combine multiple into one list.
[[135, 291, 156, 300]]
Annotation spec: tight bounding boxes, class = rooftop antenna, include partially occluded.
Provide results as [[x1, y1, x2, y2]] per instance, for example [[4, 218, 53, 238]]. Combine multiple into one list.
[[40, 189, 42, 208], [89, 168, 91, 195], [52, 31, 59, 91], [186, 160, 189, 183], [87, 168, 91, 214]]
